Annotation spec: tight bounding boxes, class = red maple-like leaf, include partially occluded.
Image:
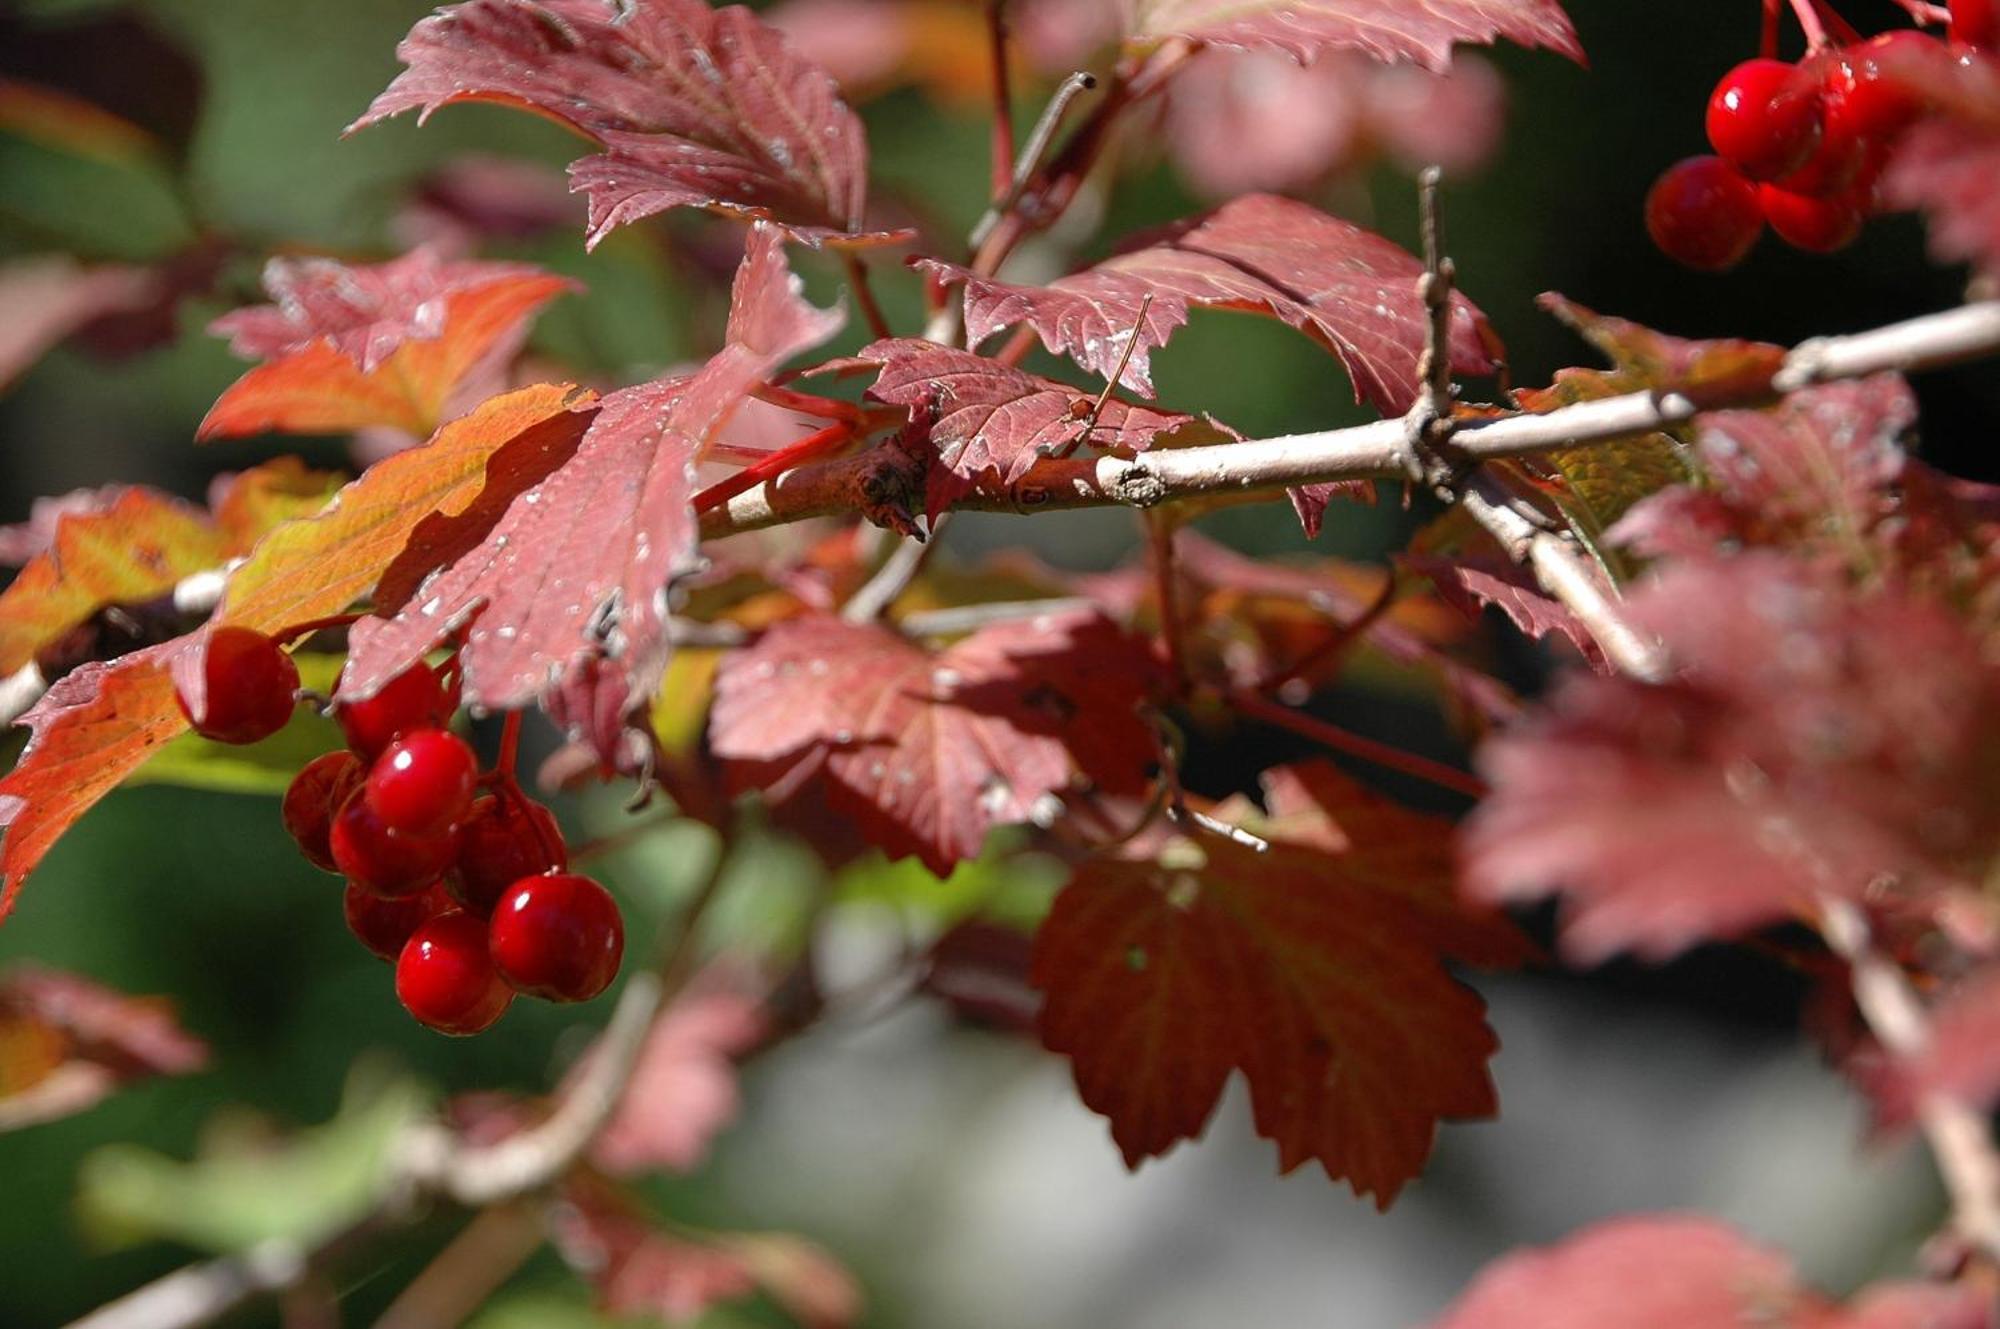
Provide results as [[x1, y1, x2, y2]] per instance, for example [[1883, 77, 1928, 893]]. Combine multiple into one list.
[[1879, 46, 2000, 280], [1463, 556, 2000, 964], [0, 964, 208, 1132], [1031, 836, 1499, 1205], [343, 225, 841, 739], [355, 0, 883, 246], [199, 251, 576, 440], [1130, 0, 1581, 72], [1403, 551, 1600, 664], [855, 337, 1223, 514], [588, 973, 767, 1176], [1609, 375, 1917, 565], [710, 609, 1159, 875], [1425, 1214, 1993, 1329], [921, 194, 1497, 411]]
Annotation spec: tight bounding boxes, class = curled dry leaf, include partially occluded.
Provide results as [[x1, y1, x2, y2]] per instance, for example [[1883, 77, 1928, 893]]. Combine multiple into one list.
[[355, 0, 888, 246], [1463, 556, 2000, 964]]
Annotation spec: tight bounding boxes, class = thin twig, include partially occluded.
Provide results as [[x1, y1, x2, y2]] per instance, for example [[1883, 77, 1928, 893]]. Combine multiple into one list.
[[1058, 292, 1154, 459], [841, 517, 944, 623], [1820, 900, 2000, 1267], [1147, 514, 1188, 696], [370, 1201, 544, 1329], [1229, 689, 1487, 799], [699, 300, 2000, 540], [967, 71, 1099, 256], [839, 252, 893, 343], [984, 0, 1015, 201]]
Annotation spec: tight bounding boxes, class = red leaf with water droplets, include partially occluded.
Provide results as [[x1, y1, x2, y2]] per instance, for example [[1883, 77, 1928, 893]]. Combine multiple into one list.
[[920, 194, 1498, 413], [1425, 1214, 1993, 1329], [200, 251, 576, 439], [354, 0, 887, 246], [0, 965, 208, 1131], [1031, 836, 1499, 1205], [1463, 556, 2000, 964], [343, 225, 840, 743], [1129, 0, 1581, 70], [1403, 551, 1599, 663], [711, 609, 1158, 874], [855, 337, 1224, 514]]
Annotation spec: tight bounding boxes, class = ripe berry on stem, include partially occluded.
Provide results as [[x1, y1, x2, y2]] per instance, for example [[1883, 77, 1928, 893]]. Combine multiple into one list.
[[1646, 156, 1764, 270], [1759, 184, 1866, 252], [395, 910, 512, 1034], [489, 873, 624, 1003], [451, 794, 567, 915], [330, 792, 460, 897], [344, 880, 450, 962], [334, 662, 456, 758], [283, 751, 365, 872], [1952, 0, 1999, 47], [175, 626, 300, 745], [1706, 58, 1823, 180], [364, 728, 478, 838]]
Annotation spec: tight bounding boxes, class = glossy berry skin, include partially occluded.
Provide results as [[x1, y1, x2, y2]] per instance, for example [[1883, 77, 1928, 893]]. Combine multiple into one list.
[[344, 879, 450, 962], [334, 663, 456, 758], [1952, 0, 1999, 47], [489, 874, 624, 1003], [1646, 156, 1764, 271], [282, 751, 365, 872], [330, 792, 460, 898], [1706, 58, 1823, 180], [451, 795, 567, 915], [1759, 185, 1865, 252], [364, 729, 478, 838], [395, 910, 512, 1034], [175, 627, 300, 745], [1822, 38, 1929, 142]]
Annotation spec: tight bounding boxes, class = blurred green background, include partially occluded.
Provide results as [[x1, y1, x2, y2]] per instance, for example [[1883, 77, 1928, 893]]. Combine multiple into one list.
[[0, 0, 1980, 1324]]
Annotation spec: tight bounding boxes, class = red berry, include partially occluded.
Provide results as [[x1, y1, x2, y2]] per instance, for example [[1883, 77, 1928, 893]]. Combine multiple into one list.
[[330, 792, 460, 897], [451, 795, 567, 915], [1646, 156, 1765, 271], [175, 626, 300, 745], [489, 874, 624, 1003], [395, 910, 512, 1034], [1952, 0, 2000, 47], [1706, 58, 1823, 180], [344, 879, 450, 961], [282, 751, 365, 872], [364, 729, 478, 838], [1759, 184, 1866, 252], [334, 662, 456, 758], [1821, 38, 1929, 141]]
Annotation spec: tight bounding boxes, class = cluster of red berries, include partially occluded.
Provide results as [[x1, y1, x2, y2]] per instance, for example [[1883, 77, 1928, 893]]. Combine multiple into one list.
[[1645, 16, 1984, 270], [174, 626, 624, 1036]]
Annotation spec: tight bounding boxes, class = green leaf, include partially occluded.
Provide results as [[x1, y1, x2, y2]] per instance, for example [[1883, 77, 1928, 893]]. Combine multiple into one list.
[[76, 1065, 426, 1253]]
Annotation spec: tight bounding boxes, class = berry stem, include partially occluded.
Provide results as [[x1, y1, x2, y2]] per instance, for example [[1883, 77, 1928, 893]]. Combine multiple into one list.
[[690, 421, 855, 514], [984, 0, 1015, 201], [1762, 0, 1782, 57], [271, 612, 364, 647], [751, 383, 863, 424], [1786, 0, 1832, 48]]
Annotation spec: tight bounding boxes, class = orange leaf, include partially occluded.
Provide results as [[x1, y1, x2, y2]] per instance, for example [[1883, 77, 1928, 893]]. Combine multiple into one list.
[[1031, 838, 1498, 1206], [0, 385, 594, 920], [197, 271, 576, 440], [0, 489, 231, 675], [210, 457, 346, 552]]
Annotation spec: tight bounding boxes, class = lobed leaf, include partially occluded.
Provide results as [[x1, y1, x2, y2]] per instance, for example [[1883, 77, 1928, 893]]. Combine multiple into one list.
[[921, 194, 1497, 411], [1879, 45, 2000, 280], [199, 252, 577, 440], [354, 0, 883, 246], [1425, 1214, 1993, 1329], [0, 488, 230, 676], [1031, 836, 1499, 1205], [1129, 0, 1583, 72], [343, 226, 840, 744], [1463, 556, 2000, 963], [711, 609, 1159, 875]]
